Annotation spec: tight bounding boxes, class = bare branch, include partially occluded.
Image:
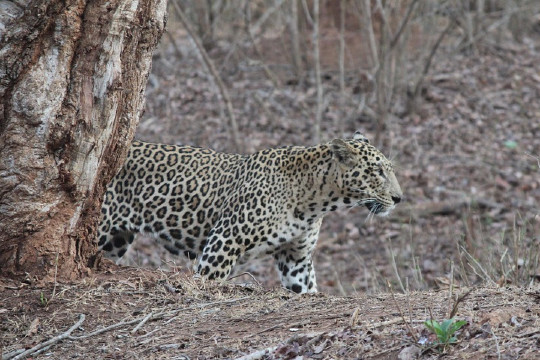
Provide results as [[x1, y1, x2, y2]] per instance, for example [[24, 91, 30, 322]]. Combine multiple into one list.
[[164, 30, 184, 60], [171, 0, 242, 151], [339, 0, 346, 94], [338, 0, 346, 134], [249, 0, 286, 39], [390, 0, 420, 48], [361, 0, 379, 69], [244, 3, 280, 87], [289, 0, 303, 78], [313, 0, 323, 143], [301, 0, 314, 26], [409, 17, 456, 113], [9, 314, 85, 360], [131, 312, 153, 334]]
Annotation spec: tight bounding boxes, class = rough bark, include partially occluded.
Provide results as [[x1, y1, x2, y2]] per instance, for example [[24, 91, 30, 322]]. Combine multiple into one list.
[[0, 0, 166, 279]]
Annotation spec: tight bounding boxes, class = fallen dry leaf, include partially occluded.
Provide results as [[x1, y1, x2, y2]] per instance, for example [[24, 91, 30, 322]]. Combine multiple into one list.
[[26, 318, 40, 337]]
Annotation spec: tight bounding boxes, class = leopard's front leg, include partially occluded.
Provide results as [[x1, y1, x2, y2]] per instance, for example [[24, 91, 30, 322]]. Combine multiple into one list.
[[274, 220, 322, 294]]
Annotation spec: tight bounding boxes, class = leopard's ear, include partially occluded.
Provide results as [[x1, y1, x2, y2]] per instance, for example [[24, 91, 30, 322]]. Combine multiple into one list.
[[330, 139, 356, 168], [353, 130, 369, 143]]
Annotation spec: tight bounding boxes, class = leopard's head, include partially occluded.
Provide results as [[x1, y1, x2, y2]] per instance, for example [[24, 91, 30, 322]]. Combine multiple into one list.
[[329, 131, 402, 216]]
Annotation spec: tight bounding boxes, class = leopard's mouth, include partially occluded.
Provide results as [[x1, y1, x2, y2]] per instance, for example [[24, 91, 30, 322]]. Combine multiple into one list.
[[365, 201, 382, 214], [365, 200, 391, 216]]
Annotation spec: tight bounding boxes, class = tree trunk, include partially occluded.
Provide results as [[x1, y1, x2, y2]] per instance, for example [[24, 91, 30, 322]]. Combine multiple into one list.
[[0, 0, 166, 280]]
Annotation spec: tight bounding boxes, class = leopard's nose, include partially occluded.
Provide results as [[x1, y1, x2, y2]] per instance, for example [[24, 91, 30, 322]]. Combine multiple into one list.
[[391, 196, 401, 204]]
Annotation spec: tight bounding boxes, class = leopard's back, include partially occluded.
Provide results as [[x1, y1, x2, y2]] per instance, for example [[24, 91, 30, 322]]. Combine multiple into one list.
[[97, 141, 244, 260]]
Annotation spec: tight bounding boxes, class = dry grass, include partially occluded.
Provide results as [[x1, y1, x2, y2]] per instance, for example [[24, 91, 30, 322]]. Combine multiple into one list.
[[2, 268, 540, 359]]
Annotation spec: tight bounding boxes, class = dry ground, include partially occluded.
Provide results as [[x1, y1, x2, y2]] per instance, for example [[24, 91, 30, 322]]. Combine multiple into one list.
[[2, 7, 540, 360], [2, 270, 540, 359]]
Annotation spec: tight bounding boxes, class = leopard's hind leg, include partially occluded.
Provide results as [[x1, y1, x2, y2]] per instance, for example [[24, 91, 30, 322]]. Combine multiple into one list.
[[97, 218, 136, 263]]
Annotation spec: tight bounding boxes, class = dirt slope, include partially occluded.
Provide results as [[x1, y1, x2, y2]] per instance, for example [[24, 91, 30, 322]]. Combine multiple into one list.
[[2, 269, 539, 359]]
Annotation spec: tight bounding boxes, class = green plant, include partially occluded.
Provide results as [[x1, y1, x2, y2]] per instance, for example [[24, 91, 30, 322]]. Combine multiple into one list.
[[39, 291, 49, 307], [424, 318, 466, 351]]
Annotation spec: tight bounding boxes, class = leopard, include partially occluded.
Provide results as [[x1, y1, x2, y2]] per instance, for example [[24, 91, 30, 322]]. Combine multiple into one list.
[[97, 131, 402, 293]]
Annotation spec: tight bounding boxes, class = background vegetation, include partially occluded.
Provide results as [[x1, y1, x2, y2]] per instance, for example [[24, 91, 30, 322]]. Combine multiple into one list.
[[128, 0, 540, 294]]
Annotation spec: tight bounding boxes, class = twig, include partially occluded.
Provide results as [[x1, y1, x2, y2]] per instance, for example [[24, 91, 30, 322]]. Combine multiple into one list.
[[300, 0, 313, 26], [249, 0, 286, 39], [312, 0, 323, 143], [490, 327, 502, 360], [361, 0, 379, 69], [30, 344, 53, 357], [338, 0, 346, 135], [374, 0, 393, 41], [387, 241, 405, 293], [245, 324, 282, 338], [449, 289, 472, 319], [131, 312, 153, 334], [304, 333, 324, 348], [137, 328, 160, 339], [525, 152, 540, 168], [68, 317, 143, 340], [288, 0, 303, 78], [234, 346, 278, 360], [447, 261, 455, 317], [428, 306, 435, 323], [162, 296, 252, 324], [70, 296, 251, 339], [460, 245, 496, 285], [172, 296, 251, 313], [171, 0, 242, 151], [406, 279, 414, 324], [163, 315, 178, 325], [368, 345, 404, 358], [367, 318, 425, 329], [389, 0, 419, 48], [227, 271, 262, 288], [244, 3, 280, 87], [236, 331, 324, 360], [333, 267, 347, 296], [339, 0, 345, 95], [2, 349, 25, 359], [387, 281, 418, 343], [350, 307, 361, 327], [516, 329, 540, 338], [454, 5, 530, 54], [52, 251, 59, 299], [410, 17, 456, 109], [373, 0, 395, 145], [9, 314, 85, 360], [165, 30, 184, 60]]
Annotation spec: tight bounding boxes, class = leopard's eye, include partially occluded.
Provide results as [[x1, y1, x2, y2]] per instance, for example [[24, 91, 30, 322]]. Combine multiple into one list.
[[377, 164, 387, 180]]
